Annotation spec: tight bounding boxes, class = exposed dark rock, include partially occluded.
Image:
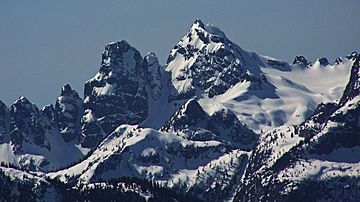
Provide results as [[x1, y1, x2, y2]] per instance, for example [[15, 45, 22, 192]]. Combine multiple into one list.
[[339, 54, 360, 105], [317, 57, 329, 66], [81, 40, 149, 148], [161, 99, 258, 150], [335, 57, 343, 65], [9, 97, 49, 153], [0, 100, 10, 143], [54, 84, 83, 142], [293, 55, 310, 66], [234, 53, 360, 201], [346, 51, 358, 60], [166, 19, 265, 101], [143, 52, 162, 100]]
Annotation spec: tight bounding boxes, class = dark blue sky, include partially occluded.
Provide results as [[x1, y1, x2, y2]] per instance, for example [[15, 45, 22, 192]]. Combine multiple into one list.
[[1, 0, 359, 107]]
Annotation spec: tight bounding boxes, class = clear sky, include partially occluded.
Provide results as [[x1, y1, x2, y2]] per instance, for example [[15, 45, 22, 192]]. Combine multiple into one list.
[[1, 0, 359, 107]]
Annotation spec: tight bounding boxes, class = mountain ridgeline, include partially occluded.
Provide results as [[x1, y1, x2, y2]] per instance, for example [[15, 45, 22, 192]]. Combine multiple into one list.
[[0, 19, 359, 201]]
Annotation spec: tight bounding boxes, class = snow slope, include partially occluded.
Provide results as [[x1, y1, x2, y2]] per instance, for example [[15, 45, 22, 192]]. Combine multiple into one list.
[[0, 90, 86, 172], [165, 19, 352, 133], [235, 55, 360, 201], [49, 100, 256, 200]]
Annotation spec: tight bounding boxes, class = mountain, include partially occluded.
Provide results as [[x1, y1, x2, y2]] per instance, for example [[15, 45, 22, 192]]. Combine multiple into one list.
[[160, 99, 257, 150], [0, 164, 199, 202], [0, 86, 86, 172], [81, 41, 165, 148], [293, 55, 311, 67], [166, 19, 266, 100], [81, 41, 149, 148], [234, 53, 360, 201], [143, 52, 163, 101], [165, 19, 352, 133], [49, 99, 256, 200], [0, 100, 10, 143], [0, 19, 358, 201], [55, 84, 83, 143]]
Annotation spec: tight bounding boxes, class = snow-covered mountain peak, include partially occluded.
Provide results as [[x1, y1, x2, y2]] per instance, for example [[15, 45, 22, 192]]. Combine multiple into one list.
[[8, 96, 52, 154], [1, 20, 358, 201], [335, 57, 343, 65], [339, 54, 360, 105], [55, 84, 83, 142], [84, 40, 145, 98], [143, 52, 162, 100], [81, 40, 148, 147], [235, 59, 360, 200], [174, 19, 230, 55], [315, 57, 330, 66], [11, 97, 39, 118], [190, 19, 227, 40], [178, 98, 206, 118], [161, 99, 258, 150], [191, 19, 205, 30], [143, 52, 158, 65], [101, 40, 142, 75], [60, 84, 79, 98], [293, 55, 310, 67], [346, 51, 358, 60], [166, 20, 265, 100], [161, 99, 207, 133], [164, 20, 354, 134], [13, 96, 32, 108]]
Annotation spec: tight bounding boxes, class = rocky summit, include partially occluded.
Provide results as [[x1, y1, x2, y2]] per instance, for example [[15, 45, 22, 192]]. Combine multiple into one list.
[[166, 19, 266, 100], [0, 20, 359, 201], [81, 41, 149, 147]]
